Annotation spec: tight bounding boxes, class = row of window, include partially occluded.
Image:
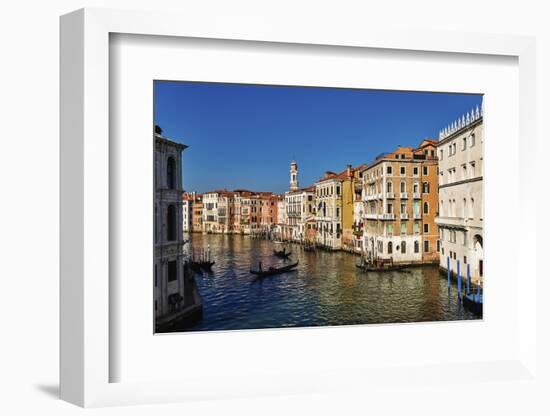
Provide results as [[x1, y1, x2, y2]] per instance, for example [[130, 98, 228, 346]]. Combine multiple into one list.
[[316, 184, 341, 197], [384, 222, 430, 236], [380, 240, 431, 254], [386, 165, 430, 176], [384, 202, 430, 215], [384, 181, 430, 194], [318, 204, 340, 219], [440, 133, 477, 160], [440, 198, 476, 219], [440, 228, 468, 246], [444, 160, 480, 183]]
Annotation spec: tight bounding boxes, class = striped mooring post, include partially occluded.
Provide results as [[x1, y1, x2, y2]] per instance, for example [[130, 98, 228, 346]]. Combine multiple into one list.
[[457, 260, 462, 299], [447, 256, 451, 291], [467, 264, 471, 295], [477, 280, 481, 303]]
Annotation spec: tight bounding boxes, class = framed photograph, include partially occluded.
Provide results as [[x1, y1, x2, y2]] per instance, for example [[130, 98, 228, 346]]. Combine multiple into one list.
[[60, 8, 538, 408], [153, 80, 484, 334]]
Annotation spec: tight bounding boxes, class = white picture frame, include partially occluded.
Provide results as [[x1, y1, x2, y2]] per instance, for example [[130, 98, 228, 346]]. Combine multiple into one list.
[[60, 8, 538, 408]]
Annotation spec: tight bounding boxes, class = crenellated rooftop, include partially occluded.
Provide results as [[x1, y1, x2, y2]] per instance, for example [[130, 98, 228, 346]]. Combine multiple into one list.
[[438, 101, 484, 141]]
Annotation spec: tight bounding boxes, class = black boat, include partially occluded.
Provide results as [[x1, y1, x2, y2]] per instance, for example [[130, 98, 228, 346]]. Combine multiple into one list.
[[273, 249, 292, 259], [189, 261, 203, 273], [462, 292, 483, 315], [199, 261, 215, 271], [355, 263, 410, 273], [250, 261, 299, 277]]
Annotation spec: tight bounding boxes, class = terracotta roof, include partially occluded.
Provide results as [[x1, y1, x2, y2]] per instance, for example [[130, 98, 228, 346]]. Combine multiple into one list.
[[367, 138, 438, 166], [315, 165, 363, 184]]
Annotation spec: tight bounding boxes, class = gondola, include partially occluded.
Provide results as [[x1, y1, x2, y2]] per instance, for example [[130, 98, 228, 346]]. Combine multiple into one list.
[[355, 263, 410, 273], [199, 261, 215, 271], [250, 261, 299, 277], [462, 292, 483, 315], [188, 261, 203, 273], [273, 249, 292, 259], [189, 260, 215, 272]]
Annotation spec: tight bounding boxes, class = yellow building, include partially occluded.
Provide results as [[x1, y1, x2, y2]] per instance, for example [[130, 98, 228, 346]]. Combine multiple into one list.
[[315, 165, 363, 250]]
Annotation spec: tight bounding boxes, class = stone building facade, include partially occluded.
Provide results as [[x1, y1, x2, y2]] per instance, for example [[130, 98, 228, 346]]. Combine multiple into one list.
[[191, 197, 203, 233], [315, 172, 345, 249], [285, 186, 315, 243], [361, 140, 439, 264], [435, 106, 484, 282], [154, 132, 188, 321]]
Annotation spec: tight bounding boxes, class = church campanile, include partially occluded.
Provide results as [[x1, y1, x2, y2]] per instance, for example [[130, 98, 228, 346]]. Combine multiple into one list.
[[289, 160, 298, 191]]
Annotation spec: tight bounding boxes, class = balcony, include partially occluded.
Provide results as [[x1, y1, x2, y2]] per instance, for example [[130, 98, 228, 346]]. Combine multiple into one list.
[[364, 194, 378, 201], [413, 212, 421, 219], [380, 213, 395, 220], [363, 213, 379, 220], [413, 192, 421, 199], [435, 216, 483, 229], [400, 192, 408, 199], [386, 192, 395, 199], [400, 213, 409, 220]]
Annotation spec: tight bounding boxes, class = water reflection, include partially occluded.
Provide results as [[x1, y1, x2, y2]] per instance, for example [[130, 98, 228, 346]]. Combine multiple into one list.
[[184, 233, 479, 331]]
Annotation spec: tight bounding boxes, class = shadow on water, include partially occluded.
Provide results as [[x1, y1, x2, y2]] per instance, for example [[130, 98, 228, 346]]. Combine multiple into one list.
[[185, 233, 480, 331]]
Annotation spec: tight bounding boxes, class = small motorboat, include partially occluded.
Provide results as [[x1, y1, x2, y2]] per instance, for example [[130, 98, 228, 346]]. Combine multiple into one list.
[[250, 261, 299, 278], [273, 249, 292, 259]]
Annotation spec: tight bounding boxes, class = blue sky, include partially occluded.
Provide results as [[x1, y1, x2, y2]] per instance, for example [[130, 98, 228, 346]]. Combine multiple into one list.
[[154, 81, 482, 194]]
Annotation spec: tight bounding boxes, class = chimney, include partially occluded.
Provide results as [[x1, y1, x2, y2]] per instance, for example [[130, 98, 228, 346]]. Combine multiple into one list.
[[347, 164, 352, 177]]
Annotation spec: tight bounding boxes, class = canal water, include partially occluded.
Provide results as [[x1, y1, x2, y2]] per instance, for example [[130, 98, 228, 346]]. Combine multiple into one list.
[[184, 233, 480, 331]]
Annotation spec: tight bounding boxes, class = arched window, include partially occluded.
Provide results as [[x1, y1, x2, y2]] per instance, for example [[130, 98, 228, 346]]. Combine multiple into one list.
[[401, 241, 406, 253], [414, 240, 419, 253], [423, 202, 429, 214], [167, 204, 177, 241], [155, 204, 158, 243], [388, 241, 393, 254], [400, 181, 406, 192], [463, 198, 467, 218], [387, 181, 393, 193], [167, 157, 176, 189], [470, 198, 475, 219]]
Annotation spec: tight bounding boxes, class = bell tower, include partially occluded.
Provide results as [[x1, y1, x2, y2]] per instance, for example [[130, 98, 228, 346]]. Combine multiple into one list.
[[289, 160, 298, 191]]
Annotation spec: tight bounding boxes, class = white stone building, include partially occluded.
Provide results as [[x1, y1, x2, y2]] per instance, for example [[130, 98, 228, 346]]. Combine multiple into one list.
[[181, 192, 195, 233], [284, 187, 315, 243], [202, 192, 219, 233], [275, 198, 286, 240], [283, 161, 315, 243], [315, 172, 345, 249], [435, 105, 484, 282], [154, 131, 188, 321]]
